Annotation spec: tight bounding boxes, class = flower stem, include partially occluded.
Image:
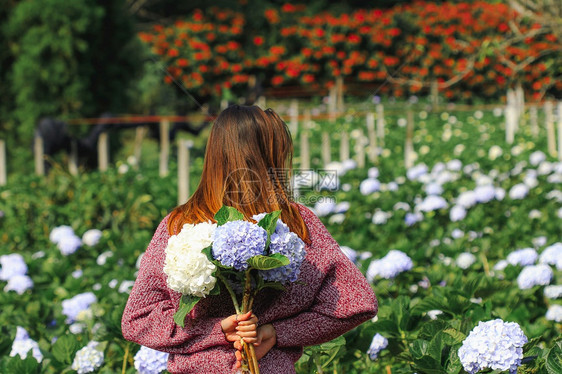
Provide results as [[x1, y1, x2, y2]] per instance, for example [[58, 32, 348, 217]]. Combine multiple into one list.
[[121, 342, 130, 374], [217, 273, 240, 313]]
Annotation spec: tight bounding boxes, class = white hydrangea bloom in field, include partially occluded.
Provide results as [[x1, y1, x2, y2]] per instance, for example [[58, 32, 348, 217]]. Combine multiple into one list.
[[517, 264, 553, 290], [456, 253, 476, 269], [10, 326, 43, 362], [367, 333, 388, 360], [82, 229, 102, 246], [546, 305, 562, 322], [458, 319, 527, 374], [544, 285, 562, 299], [539, 243, 562, 270], [507, 248, 538, 266], [509, 184, 529, 200], [360, 178, 380, 195], [163, 222, 217, 297], [366, 250, 413, 281], [71, 341, 104, 374], [4, 274, 33, 294], [0, 253, 28, 281]]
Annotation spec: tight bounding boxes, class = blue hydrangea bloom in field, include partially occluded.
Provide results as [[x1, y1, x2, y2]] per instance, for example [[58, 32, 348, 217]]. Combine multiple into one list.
[[62, 292, 97, 324], [544, 285, 562, 299], [134, 346, 169, 374], [212, 221, 267, 271], [252, 214, 306, 283], [458, 319, 527, 374], [417, 195, 448, 212], [49, 225, 75, 244], [366, 250, 413, 281], [71, 341, 104, 374], [507, 248, 537, 266], [360, 178, 380, 195], [517, 264, 553, 290], [367, 333, 388, 360], [0, 253, 28, 281], [50, 225, 82, 255], [10, 326, 43, 362], [539, 242, 562, 270], [4, 274, 33, 294]]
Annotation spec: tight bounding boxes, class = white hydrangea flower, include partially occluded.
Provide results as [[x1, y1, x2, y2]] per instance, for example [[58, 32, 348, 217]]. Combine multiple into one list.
[[517, 264, 553, 289], [82, 229, 102, 246], [544, 285, 562, 299], [163, 222, 217, 297], [507, 248, 538, 266], [546, 305, 562, 322], [71, 341, 104, 374], [10, 326, 43, 363], [456, 253, 476, 269], [459, 319, 527, 374]]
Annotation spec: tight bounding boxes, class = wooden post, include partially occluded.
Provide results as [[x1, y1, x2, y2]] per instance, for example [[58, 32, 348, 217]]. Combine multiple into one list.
[[355, 132, 367, 169], [98, 132, 109, 172], [366, 112, 378, 163], [0, 140, 6, 186], [558, 102, 562, 161], [376, 104, 385, 145], [405, 110, 414, 169], [177, 139, 192, 205], [328, 85, 337, 123], [133, 126, 147, 170], [159, 119, 170, 177], [505, 105, 516, 144], [321, 132, 331, 166], [339, 131, 349, 161], [34, 134, 45, 176], [336, 76, 344, 113], [430, 80, 439, 111], [545, 101, 556, 157], [68, 139, 78, 176], [530, 105, 538, 138], [289, 99, 298, 135], [300, 110, 310, 170]]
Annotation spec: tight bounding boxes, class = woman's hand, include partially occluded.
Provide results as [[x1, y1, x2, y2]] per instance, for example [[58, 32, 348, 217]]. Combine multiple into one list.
[[221, 311, 258, 368], [233, 323, 277, 361]]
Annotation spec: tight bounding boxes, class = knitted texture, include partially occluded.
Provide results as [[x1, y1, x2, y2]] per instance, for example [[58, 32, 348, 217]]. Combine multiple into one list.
[[122, 203, 377, 374]]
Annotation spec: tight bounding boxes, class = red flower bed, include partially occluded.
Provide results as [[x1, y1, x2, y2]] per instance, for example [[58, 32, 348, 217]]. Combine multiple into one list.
[[139, 1, 561, 101]]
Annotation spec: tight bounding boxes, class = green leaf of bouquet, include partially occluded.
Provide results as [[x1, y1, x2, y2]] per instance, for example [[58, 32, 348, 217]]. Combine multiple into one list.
[[257, 210, 281, 249], [202, 245, 213, 263], [209, 281, 221, 296], [215, 206, 244, 225], [248, 254, 289, 270], [173, 295, 201, 328], [546, 341, 562, 374], [51, 334, 80, 365]]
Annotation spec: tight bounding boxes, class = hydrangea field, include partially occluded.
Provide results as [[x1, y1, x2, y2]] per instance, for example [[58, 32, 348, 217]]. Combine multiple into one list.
[[1, 104, 561, 373]]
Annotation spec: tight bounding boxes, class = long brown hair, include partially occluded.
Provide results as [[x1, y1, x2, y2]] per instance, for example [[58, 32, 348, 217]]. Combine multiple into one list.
[[168, 105, 310, 244]]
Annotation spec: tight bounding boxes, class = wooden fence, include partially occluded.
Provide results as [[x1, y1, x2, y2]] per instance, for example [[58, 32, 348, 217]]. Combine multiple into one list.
[[2, 90, 562, 206]]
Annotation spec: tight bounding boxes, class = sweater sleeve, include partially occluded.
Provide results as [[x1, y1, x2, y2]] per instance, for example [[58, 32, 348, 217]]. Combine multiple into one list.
[[271, 205, 377, 348], [121, 215, 230, 354]]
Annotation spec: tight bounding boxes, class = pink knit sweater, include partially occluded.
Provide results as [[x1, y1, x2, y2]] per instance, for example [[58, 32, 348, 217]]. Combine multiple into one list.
[[122, 203, 377, 374]]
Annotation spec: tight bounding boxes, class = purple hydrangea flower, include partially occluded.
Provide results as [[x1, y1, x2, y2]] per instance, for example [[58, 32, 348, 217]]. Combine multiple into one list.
[[252, 214, 306, 283], [367, 333, 388, 360], [62, 292, 97, 324], [517, 264, 553, 290], [0, 253, 27, 281], [507, 248, 538, 266], [212, 221, 267, 271], [134, 346, 169, 374], [458, 319, 527, 374]]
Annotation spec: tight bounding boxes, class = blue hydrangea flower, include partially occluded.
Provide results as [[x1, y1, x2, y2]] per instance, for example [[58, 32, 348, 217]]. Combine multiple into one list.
[[252, 214, 306, 283], [62, 292, 97, 324], [212, 221, 267, 271], [0, 253, 28, 281], [49, 225, 75, 244], [360, 178, 380, 195], [418, 195, 448, 212], [450, 205, 467, 222], [544, 285, 562, 299], [367, 333, 388, 360], [517, 264, 553, 290], [366, 250, 413, 281], [474, 185, 496, 203], [71, 341, 104, 374], [10, 326, 43, 363], [4, 274, 33, 294], [134, 346, 169, 374], [539, 242, 562, 270], [57, 234, 82, 256], [507, 248, 538, 266], [458, 319, 527, 374]]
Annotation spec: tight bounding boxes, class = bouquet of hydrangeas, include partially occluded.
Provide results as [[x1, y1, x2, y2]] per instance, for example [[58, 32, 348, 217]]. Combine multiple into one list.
[[163, 206, 306, 374]]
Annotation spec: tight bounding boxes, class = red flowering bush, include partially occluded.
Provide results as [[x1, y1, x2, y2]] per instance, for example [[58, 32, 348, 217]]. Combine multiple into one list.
[[140, 1, 561, 101]]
